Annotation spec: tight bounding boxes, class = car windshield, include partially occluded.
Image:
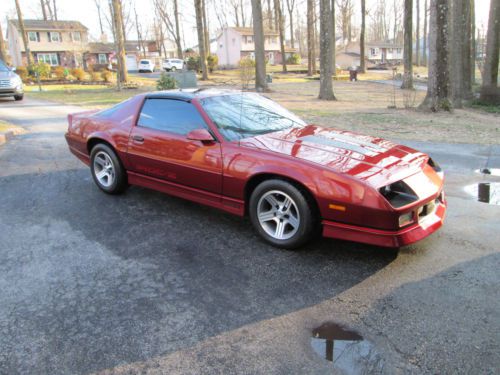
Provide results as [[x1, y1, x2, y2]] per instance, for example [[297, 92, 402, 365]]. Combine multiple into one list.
[[200, 93, 306, 141], [140, 60, 150, 64], [0, 60, 9, 72]]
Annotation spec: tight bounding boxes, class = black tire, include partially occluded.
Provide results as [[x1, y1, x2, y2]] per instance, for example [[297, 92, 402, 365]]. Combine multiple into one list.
[[14, 94, 23, 101], [90, 143, 128, 194], [249, 179, 317, 249], [171, 66, 177, 72]]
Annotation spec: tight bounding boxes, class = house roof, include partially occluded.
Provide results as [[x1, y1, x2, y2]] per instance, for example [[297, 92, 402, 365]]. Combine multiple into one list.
[[366, 41, 403, 48], [231, 27, 279, 36], [9, 19, 88, 31], [87, 41, 144, 54]]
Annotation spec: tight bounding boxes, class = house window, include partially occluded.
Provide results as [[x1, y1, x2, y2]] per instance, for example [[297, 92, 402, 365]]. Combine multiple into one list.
[[28, 32, 39, 42], [37, 53, 59, 66], [71, 32, 81, 42], [396, 48, 402, 54], [388, 48, 393, 53], [370, 48, 378, 56], [245, 35, 253, 43], [49, 32, 61, 42], [98, 53, 107, 64]]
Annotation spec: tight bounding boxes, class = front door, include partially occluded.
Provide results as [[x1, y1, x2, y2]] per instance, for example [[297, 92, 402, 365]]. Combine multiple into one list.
[[126, 98, 223, 194]]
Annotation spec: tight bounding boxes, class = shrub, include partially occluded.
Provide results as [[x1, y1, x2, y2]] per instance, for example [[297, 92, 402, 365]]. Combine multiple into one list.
[[91, 71, 102, 82], [238, 57, 255, 89], [53, 66, 66, 80], [186, 55, 200, 71], [29, 62, 51, 79], [207, 54, 218, 73], [286, 53, 301, 65], [156, 72, 177, 90], [15, 66, 28, 82], [70, 68, 86, 81], [101, 70, 112, 83]]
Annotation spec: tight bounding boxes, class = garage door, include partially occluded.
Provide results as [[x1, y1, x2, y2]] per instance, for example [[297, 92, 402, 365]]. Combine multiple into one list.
[[126, 55, 137, 71]]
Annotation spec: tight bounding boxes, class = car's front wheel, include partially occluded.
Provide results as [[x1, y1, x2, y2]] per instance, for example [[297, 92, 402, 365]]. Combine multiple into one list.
[[171, 66, 177, 72], [90, 143, 127, 194], [14, 94, 23, 101], [249, 179, 316, 249]]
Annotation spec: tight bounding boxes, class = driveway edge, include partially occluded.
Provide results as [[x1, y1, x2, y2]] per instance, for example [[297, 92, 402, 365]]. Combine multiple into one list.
[[0, 127, 26, 145]]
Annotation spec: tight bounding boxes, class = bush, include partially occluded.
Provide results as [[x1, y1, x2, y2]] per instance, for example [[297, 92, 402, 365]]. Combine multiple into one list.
[[70, 68, 86, 81], [29, 62, 51, 79], [238, 57, 255, 89], [286, 53, 301, 65], [53, 66, 66, 80], [15, 66, 28, 82], [156, 72, 177, 90], [101, 70, 112, 83], [91, 71, 102, 82], [207, 54, 218, 73], [186, 55, 200, 71]]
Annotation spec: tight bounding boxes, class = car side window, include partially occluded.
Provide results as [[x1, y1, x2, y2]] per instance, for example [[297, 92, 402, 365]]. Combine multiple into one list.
[[138, 99, 206, 135]]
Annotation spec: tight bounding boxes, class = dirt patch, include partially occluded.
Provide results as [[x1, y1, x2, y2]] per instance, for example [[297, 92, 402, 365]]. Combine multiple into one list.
[[266, 81, 500, 145]]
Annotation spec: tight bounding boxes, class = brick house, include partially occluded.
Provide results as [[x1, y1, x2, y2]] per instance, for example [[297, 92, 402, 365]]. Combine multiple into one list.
[[216, 27, 296, 68], [7, 19, 88, 67]]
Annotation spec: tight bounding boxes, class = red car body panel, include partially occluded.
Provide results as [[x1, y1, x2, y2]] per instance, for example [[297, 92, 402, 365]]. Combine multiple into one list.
[[65, 90, 446, 247]]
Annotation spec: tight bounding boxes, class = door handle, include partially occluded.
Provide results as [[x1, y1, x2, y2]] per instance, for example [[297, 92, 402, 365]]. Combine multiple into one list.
[[132, 135, 144, 143]]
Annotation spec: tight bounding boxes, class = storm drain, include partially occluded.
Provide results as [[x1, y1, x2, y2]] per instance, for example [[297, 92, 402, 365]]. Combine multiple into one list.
[[311, 322, 385, 374]]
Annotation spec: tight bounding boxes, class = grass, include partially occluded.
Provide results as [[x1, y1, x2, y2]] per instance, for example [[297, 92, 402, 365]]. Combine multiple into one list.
[[0, 120, 15, 133], [471, 100, 500, 114]]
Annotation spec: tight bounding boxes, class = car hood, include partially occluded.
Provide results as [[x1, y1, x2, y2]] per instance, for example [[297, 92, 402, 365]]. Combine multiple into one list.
[[0, 70, 19, 80], [240, 125, 429, 188]]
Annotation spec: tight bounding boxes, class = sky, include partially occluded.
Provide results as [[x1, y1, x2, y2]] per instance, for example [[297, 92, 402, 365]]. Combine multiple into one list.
[[0, 0, 493, 48]]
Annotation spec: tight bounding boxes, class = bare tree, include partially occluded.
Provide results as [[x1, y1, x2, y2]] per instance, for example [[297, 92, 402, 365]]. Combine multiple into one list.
[[401, 0, 413, 89], [449, 0, 473, 107], [393, 0, 403, 42], [94, 0, 105, 36], [274, 0, 287, 72], [480, 0, 500, 104], [0, 23, 10, 65], [285, 0, 296, 48], [40, 0, 48, 20], [307, 0, 314, 75], [155, 0, 183, 59], [416, 0, 420, 65], [134, 7, 146, 57], [336, 0, 353, 42], [319, 0, 336, 100], [267, 0, 273, 29], [230, 0, 241, 27], [112, 0, 128, 85], [52, 0, 58, 20], [251, 0, 268, 91], [194, 0, 208, 80], [360, 0, 366, 73], [15, 0, 33, 66], [173, 0, 183, 58], [202, 0, 210, 55], [331, 0, 336, 73], [470, 0, 475, 84], [240, 0, 247, 27], [420, 0, 450, 111], [422, 0, 428, 65]]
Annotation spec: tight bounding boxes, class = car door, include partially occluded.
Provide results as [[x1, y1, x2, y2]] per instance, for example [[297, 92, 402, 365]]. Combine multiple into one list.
[[126, 98, 223, 194]]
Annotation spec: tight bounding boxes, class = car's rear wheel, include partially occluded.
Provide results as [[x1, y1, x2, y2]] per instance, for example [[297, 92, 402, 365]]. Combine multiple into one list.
[[90, 143, 127, 194], [171, 66, 177, 72], [249, 179, 316, 249]]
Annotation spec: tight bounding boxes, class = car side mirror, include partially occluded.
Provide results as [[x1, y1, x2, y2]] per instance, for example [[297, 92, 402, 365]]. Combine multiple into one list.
[[10, 67, 16, 72], [187, 128, 215, 143]]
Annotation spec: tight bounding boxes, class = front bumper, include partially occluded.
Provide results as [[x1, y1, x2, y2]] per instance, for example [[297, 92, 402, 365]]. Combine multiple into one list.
[[0, 86, 23, 97], [322, 200, 447, 248]]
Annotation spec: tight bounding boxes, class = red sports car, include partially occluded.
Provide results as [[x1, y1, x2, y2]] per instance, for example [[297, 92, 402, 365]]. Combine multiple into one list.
[[65, 89, 446, 249]]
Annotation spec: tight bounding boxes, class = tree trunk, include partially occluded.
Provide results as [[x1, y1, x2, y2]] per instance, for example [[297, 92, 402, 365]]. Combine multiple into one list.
[[240, 0, 246, 26], [401, 0, 413, 89], [274, 0, 287, 72], [286, 0, 295, 48], [312, 0, 317, 72], [307, 0, 314, 76], [267, 0, 273, 29], [416, 0, 420, 65], [134, 7, 144, 58], [194, 0, 208, 80], [360, 0, 366, 73], [52, 0, 58, 20], [95, 0, 104, 36], [331, 0, 336, 75], [251, 0, 268, 91], [470, 0, 475, 85], [423, 0, 428, 66], [174, 0, 183, 59], [40, 0, 48, 20], [480, 0, 500, 104], [0, 23, 10, 65], [202, 0, 210, 55], [15, 0, 33, 66], [318, 0, 336, 100], [112, 0, 128, 85], [420, 0, 450, 111]]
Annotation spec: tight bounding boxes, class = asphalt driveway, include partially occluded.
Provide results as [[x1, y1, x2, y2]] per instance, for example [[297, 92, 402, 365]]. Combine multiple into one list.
[[0, 97, 499, 374]]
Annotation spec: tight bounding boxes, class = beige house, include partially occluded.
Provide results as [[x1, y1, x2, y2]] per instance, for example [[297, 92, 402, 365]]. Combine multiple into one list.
[[7, 19, 88, 67], [217, 27, 296, 68]]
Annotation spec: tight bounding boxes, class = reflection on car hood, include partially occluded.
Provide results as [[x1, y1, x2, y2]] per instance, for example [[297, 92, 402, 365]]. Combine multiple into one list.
[[0, 70, 18, 80], [240, 125, 428, 187]]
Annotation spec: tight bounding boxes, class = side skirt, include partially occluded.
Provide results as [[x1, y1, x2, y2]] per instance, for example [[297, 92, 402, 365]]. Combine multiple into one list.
[[127, 171, 245, 216]]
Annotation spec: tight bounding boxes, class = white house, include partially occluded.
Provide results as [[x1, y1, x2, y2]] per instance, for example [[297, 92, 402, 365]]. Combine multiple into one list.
[[216, 27, 296, 67]]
